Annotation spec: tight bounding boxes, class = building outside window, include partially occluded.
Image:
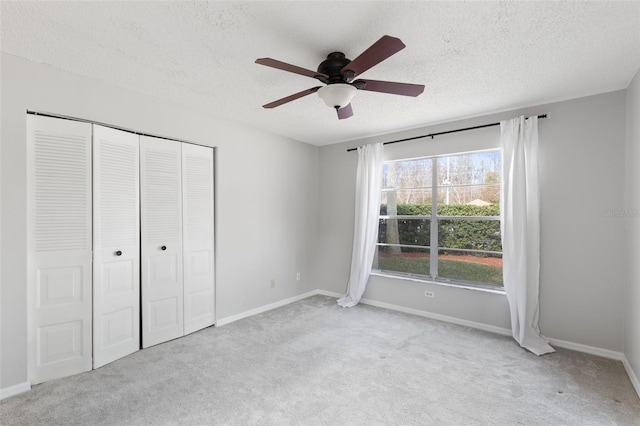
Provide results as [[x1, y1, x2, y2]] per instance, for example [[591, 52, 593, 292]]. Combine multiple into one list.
[[374, 149, 503, 290]]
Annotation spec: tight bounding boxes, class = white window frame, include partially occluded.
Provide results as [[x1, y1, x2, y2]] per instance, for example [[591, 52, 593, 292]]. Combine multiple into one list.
[[374, 149, 503, 291]]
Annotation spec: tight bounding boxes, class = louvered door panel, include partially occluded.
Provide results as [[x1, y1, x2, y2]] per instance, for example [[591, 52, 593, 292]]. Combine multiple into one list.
[[93, 125, 140, 368], [182, 144, 215, 335], [27, 115, 93, 384], [140, 136, 184, 348]]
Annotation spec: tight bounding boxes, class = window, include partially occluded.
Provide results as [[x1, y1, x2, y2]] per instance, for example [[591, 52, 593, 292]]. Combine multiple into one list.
[[374, 150, 503, 289]]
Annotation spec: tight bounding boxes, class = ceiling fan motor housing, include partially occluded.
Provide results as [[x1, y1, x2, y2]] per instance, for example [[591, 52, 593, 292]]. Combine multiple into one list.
[[317, 52, 354, 84]]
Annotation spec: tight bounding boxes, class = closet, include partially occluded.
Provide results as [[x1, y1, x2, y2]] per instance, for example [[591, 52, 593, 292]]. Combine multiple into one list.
[[27, 115, 215, 384]]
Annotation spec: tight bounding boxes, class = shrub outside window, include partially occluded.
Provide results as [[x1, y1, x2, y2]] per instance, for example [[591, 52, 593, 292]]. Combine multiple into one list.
[[374, 150, 503, 289]]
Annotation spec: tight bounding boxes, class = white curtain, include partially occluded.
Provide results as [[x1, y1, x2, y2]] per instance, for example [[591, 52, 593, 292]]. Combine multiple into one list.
[[338, 143, 384, 307], [500, 116, 554, 355]]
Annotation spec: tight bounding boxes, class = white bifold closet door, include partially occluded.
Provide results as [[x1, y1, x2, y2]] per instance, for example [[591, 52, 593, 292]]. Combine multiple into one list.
[[92, 125, 140, 368], [140, 136, 184, 348], [27, 115, 93, 384], [182, 143, 215, 335]]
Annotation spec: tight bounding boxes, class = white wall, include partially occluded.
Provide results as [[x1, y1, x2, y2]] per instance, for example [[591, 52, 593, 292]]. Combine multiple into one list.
[[624, 68, 640, 388], [0, 53, 320, 391], [318, 90, 628, 352]]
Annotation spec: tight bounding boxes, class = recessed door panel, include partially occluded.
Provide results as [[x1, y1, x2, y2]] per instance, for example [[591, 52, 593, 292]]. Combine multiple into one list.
[[37, 267, 83, 307], [151, 297, 180, 329], [186, 288, 214, 320], [102, 259, 135, 295], [38, 321, 83, 365], [189, 250, 212, 278], [150, 253, 179, 283], [102, 307, 135, 348]]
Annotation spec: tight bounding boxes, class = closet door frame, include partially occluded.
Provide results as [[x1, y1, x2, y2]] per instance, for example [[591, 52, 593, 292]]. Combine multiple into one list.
[[27, 112, 216, 381]]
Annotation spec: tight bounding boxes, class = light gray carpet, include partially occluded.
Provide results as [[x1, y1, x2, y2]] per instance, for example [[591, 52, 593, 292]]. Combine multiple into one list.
[[2, 295, 639, 425]]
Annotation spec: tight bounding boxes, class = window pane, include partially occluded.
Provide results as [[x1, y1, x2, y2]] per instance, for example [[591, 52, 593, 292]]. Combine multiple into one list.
[[438, 219, 502, 252], [437, 249, 503, 286], [381, 188, 432, 208], [378, 218, 430, 246], [375, 245, 431, 277], [436, 186, 500, 209], [437, 151, 501, 204], [383, 158, 432, 189]]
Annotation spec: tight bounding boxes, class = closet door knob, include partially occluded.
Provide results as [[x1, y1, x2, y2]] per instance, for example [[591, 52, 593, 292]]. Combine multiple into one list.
[[115, 250, 122, 256], [161, 245, 167, 251]]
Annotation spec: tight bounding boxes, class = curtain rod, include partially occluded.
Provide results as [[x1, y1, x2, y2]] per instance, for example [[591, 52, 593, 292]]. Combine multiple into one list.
[[346, 114, 549, 152]]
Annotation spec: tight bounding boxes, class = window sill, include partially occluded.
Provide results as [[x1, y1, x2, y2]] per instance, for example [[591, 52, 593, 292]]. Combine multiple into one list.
[[369, 271, 506, 295]]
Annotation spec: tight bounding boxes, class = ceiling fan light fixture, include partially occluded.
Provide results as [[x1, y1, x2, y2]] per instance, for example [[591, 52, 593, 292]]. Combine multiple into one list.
[[317, 83, 357, 110]]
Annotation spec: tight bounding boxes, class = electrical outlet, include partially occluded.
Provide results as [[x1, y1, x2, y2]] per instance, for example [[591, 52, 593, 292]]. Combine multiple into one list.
[[296, 272, 301, 281], [424, 291, 435, 298], [270, 279, 275, 288]]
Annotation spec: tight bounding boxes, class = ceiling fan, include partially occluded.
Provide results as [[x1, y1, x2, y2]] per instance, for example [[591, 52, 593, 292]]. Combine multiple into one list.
[[255, 35, 425, 120]]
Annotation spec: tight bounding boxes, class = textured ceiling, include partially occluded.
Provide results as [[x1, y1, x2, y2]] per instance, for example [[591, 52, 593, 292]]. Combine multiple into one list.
[[2, 1, 639, 146]]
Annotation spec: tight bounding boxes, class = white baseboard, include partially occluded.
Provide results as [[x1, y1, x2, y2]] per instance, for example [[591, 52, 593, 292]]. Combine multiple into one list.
[[0, 381, 31, 400], [622, 356, 640, 399], [216, 290, 319, 326], [359, 296, 513, 337], [315, 289, 343, 298], [546, 337, 624, 361], [355, 296, 629, 362]]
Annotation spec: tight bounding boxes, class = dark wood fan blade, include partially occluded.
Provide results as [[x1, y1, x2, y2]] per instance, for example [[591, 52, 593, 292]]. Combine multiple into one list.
[[262, 86, 322, 109], [337, 103, 353, 120], [341, 35, 405, 77], [355, 79, 424, 97], [256, 58, 328, 80]]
